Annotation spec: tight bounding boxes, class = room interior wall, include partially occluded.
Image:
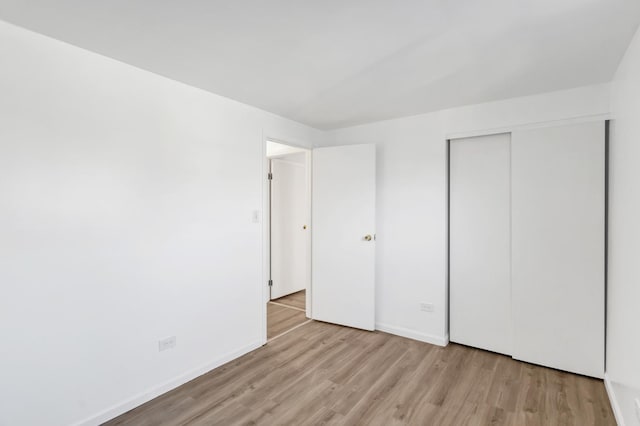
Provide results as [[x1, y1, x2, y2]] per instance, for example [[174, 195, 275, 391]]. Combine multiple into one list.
[[320, 83, 611, 346], [0, 14, 626, 426], [0, 20, 321, 426], [607, 23, 640, 426]]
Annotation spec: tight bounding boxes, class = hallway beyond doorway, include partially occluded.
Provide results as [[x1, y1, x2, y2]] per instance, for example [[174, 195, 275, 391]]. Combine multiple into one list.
[[267, 290, 308, 339]]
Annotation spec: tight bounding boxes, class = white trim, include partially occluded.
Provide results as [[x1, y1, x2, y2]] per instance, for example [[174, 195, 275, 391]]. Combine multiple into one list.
[[446, 113, 611, 140], [605, 373, 626, 426], [265, 136, 310, 152], [261, 130, 269, 345], [304, 149, 313, 317], [270, 156, 306, 167], [376, 323, 449, 347], [71, 340, 262, 426]]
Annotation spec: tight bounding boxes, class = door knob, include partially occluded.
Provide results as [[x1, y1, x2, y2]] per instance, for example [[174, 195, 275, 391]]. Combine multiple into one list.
[[364, 234, 373, 241]]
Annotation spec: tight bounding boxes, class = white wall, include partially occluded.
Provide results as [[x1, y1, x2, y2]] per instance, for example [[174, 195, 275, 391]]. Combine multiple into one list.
[[321, 84, 610, 346], [0, 20, 321, 426], [266, 141, 307, 158], [607, 24, 640, 426], [0, 15, 623, 426]]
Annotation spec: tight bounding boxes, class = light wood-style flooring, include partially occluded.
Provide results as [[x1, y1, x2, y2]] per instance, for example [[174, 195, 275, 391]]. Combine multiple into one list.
[[106, 320, 615, 426], [268, 290, 308, 339], [267, 303, 307, 339], [272, 289, 306, 310]]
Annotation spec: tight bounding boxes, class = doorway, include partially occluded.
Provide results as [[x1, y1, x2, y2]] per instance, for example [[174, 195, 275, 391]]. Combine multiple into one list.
[[265, 140, 311, 340], [262, 141, 377, 342]]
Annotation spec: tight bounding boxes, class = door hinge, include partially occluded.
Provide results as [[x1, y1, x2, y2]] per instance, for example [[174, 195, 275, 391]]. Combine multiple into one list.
[[268, 279, 273, 287], [268, 172, 273, 180]]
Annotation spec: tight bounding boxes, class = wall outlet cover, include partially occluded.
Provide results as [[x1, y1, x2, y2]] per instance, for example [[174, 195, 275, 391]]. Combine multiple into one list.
[[158, 336, 177, 352], [420, 303, 435, 313]]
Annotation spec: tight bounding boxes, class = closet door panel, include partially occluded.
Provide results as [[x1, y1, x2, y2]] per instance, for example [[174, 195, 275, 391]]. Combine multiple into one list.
[[511, 122, 605, 378], [450, 133, 512, 355]]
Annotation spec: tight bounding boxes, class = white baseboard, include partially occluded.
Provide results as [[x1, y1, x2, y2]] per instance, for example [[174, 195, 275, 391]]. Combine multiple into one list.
[[604, 373, 625, 426], [375, 323, 448, 347], [71, 340, 263, 426]]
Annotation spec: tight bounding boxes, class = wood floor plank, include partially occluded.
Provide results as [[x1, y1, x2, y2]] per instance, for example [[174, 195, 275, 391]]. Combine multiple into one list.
[[271, 289, 306, 310], [267, 302, 307, 339], [106, 321, 615, 426]]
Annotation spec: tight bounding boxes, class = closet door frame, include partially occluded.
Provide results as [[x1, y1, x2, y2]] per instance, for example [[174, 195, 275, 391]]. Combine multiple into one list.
[[446, 117, 608, 379]]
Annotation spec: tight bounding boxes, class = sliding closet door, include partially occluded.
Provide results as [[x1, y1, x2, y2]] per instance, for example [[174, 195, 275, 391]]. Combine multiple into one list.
[[450, 133, 511, 355], [511, 122, 605, 378]]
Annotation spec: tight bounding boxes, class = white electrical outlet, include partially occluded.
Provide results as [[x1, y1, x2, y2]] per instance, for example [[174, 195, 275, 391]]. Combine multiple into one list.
[[635, 398, 640, 422], [158, 336, 176, 352], [420, 302, 434, 313]]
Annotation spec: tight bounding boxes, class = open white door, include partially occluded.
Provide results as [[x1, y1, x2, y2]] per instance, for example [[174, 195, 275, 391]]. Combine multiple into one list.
[[312, 144, 376, 331], [270, 156, 308, 300]]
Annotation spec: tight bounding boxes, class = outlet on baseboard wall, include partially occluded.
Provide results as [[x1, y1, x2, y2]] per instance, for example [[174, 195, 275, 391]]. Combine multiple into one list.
[[158, 336, 176, 352], [420, 302, 434, 313]]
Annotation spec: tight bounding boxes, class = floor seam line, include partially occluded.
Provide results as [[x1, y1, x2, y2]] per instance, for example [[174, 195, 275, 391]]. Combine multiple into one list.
[[268, 319, 313, 342], [269, 301, 306, 312]]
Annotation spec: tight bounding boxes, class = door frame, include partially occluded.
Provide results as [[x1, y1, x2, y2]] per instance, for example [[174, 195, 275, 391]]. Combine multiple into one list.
[[261, 136, 312, 344], [445, 115, 610, 360]]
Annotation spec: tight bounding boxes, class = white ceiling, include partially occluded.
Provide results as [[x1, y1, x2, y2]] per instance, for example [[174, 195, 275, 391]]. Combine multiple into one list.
[[1, 0, 639, 129]]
